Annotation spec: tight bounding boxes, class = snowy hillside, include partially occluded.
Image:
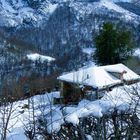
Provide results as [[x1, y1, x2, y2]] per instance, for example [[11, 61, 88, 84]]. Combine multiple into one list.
[[71, 0, 140, 24], [0, 0, 139, 27], [0, 0, 58, 27]]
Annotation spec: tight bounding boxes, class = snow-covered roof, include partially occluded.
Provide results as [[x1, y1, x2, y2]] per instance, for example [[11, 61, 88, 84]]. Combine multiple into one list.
[[58, 64, 140, 89], [27, 53, 55, 63], [105, 64, 140, 81]]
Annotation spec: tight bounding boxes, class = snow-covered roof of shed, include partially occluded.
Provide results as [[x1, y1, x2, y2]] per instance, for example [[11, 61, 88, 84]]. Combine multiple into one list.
[[27, 53, 55, 63], [58, 64, 140, 89], [105, 64, 140, 81]]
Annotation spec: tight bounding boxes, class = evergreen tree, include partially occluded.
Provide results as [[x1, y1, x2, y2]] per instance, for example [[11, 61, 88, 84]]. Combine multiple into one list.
[[94, 22, 135, 65]]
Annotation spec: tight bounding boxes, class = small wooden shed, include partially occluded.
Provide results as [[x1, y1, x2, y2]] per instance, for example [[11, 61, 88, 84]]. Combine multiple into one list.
[[57, 64, 140, 104]]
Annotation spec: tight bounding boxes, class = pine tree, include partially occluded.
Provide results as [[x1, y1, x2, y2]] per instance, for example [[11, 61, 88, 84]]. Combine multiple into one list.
[[94, 22, 135, 65]]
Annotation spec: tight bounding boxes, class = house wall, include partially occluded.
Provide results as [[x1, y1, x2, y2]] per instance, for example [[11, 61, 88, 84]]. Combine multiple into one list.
[[60, 81, 103, 103], [60, 81, 83, 104], [60, 80, 135, 104]]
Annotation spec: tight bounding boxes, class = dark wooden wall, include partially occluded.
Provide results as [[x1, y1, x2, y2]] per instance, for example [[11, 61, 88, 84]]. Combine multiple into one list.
[[61, 82, 83, 104]]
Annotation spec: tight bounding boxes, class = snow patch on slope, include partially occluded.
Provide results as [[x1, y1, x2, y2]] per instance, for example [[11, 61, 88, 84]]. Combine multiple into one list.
[[40, 3, 58, 14]]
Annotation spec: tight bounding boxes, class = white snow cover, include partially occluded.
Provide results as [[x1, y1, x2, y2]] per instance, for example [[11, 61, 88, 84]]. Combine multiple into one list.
[[1, 82, 140, 139], [45, 108, 64, 134], [27, 53, 55, 62], [82, 48, 95, 55], [86, 135, 93, 140], [110, 0, 132, 2], [102, 0, 132, 3], [2, 91, 61, 140], [48, 4, 58, 13], [58, 64, 140, 89], [134, 48, 140, 58], [63, 83, 140, 125]]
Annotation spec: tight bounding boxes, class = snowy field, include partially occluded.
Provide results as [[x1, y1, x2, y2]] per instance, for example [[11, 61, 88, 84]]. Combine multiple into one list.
[[0, 82, 139, 140]]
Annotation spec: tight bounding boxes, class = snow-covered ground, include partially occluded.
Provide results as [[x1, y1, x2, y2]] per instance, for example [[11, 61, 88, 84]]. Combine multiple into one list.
[[2, 91, 60, 140], [1, 82, 140, 139], [26, 53, 55, 63]]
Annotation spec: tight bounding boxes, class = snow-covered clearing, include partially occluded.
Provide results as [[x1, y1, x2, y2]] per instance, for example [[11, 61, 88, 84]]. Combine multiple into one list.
[[1, 82, 140, 139]]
